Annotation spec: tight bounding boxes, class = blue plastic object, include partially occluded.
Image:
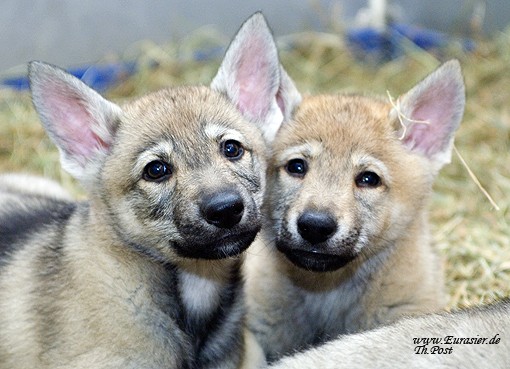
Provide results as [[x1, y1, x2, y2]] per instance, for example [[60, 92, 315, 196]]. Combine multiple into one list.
[[347, 23, 475, 62], [1, 61, 136, 91]]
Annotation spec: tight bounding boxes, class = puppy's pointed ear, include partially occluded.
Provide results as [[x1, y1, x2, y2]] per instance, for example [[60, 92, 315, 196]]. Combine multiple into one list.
[[391, 60, 465, 172], [211, 12, 301, 142], [29, 61, 122, 184], [277, 66, 302, 123]]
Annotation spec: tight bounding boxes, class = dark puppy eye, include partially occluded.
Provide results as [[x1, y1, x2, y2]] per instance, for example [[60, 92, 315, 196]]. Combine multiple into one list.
[[143, 161, 171, 182], [355, 171, 381, 188], [286, 158, 307, 177], [222, 140, 244, 160]]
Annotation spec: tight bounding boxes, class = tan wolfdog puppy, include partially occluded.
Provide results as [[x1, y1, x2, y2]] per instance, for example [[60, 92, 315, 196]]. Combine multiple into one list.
[[270, 299, 510, 369], [244, 60, 466, 362], [0, 13, 297, 369]]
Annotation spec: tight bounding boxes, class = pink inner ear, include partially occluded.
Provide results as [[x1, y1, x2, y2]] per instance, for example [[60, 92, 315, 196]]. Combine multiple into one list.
[[47, 92, 108, 166], [276, 88, 285, 117], [235, 35, 276, 120], [403, 80, 458, 157]]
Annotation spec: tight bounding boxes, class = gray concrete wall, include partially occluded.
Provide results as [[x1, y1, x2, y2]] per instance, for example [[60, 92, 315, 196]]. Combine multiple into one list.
[[0, 0, 508, 72]]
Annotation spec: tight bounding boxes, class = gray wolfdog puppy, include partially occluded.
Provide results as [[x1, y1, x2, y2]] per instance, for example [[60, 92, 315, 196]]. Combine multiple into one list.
[[0, 13, 296, 369], [244, 60, 465, 361], [270, 299, 510, 369]]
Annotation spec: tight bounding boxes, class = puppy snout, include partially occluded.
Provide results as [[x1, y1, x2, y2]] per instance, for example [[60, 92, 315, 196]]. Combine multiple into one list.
[[200, 190, 245, 229], [297, 211, 337, 244]]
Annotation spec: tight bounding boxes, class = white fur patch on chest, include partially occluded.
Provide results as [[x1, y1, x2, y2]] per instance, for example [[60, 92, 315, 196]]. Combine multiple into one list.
[[178, 270, 223, 317], [176, 259, 234, 319]]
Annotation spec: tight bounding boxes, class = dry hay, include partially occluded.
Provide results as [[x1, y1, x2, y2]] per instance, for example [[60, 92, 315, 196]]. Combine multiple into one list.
[[0, 26, 508, 310]]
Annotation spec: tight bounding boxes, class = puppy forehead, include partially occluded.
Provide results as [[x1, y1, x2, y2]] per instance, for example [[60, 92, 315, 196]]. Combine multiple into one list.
[[275, 94, 394, 158], [120, 86, 248, 138]]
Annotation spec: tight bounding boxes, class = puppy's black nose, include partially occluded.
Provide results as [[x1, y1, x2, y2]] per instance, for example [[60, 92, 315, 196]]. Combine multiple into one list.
[[297, 211, 337, 244], [200, 191, 245, 229]]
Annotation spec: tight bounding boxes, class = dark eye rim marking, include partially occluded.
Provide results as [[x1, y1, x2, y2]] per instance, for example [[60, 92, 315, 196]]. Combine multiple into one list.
[[355, 170, 381, 188], [143, 160, 172, 182], [221, 139, 244, 160], [285, 158, 308, 178]]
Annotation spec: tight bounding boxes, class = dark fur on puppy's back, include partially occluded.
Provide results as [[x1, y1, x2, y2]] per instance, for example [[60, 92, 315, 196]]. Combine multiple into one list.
[[0, 178, 76, 265]]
